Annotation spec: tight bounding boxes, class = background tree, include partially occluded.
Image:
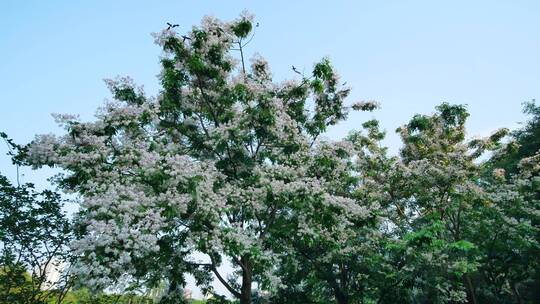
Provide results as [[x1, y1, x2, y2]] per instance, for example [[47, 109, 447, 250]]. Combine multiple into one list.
[[470, 153, 540, 303], [488, 100, 540, 175], [0, 133, 72, 304], [271, 118, 394, 304], [378, 104, 508, 303], [472, 100, 540, 303]]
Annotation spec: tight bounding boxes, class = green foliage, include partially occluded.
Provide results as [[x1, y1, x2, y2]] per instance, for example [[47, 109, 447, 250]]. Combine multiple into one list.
[[50, 288, 154, 304], [0, 171, 72, 304], [231, 19, 252, 38], [489, 100, 540, 174], [9, 13, 539, 304]]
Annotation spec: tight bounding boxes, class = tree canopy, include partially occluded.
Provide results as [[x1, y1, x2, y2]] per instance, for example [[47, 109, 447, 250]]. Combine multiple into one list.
[[3, 13, 538, 304]]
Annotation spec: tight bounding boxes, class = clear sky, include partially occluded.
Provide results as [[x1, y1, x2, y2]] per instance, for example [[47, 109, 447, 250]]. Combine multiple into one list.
[[1, 0, 539, 298]]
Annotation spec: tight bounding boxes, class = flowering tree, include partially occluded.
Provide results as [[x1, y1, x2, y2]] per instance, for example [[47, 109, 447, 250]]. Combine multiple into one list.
[[470, 153, 540, 303], [269, 119, 394, 304], [488, 100, 540, 175], [19, 12, 540, 304], [25, 13, 378, 303], [375, 104, 498, 303], [471, 103, 540, 302], [372, 103, 538, 304]]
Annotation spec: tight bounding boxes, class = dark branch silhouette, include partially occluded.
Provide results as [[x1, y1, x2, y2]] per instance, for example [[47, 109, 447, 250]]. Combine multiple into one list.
[[166, 22, 179, 30]]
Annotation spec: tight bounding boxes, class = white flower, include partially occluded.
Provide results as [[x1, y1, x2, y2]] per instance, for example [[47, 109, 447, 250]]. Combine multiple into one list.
[[492, 168, 506, 180]]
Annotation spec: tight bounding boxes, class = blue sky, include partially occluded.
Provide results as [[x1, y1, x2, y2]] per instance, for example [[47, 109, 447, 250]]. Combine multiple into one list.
[[2, 0, 540, 183], [1, 0, 539, 297]]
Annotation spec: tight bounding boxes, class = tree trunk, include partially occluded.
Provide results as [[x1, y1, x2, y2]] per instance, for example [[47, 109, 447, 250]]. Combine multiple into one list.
[[240, 255, 252, 304], [463, 274, 477, 304], [159, 279, 183, 304], [512, 282, 524, 304], [335, 291, 349, 304]]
